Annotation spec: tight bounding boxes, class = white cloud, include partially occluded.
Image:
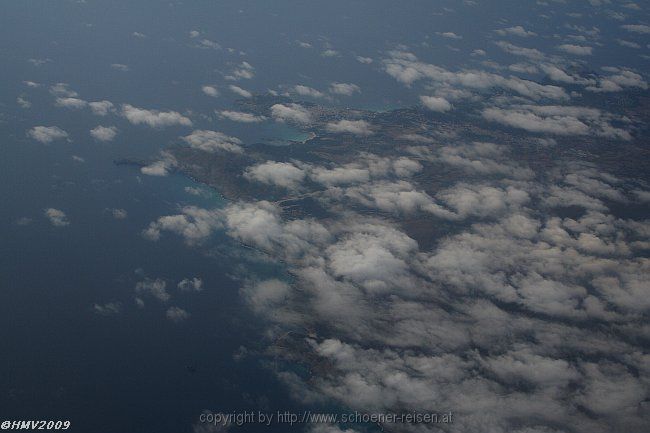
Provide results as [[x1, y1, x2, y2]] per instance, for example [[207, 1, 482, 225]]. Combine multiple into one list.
[[44, 208, 69, 226], [330, 83, 361, 96], [228, 85, 252, 98], [310, 166, 370, 186], [420, 95, 452, 112], [55, 97, 87, 109], [182, 130, 243, 154], [617, 39, 641, 49], [197, 39, 221, 50], [431, 142, 534, 179], [242, 279, 291, 315], [141, 152, 177, 177], [437, 31, 462, 40], [143, 206, 222, 245], [496, 26, 537, 37], [621, 24, 650, 34], [557, 44, 593, 55], [90, 126, 118, 142], [135, 278, 170, 302], [244, 161, 306, 190], [202, 85, 219, 97], [321, 49, 340, 57], [111, 208, 128, 219], [508, 63, 539, 74], [304, 154, 421, 189], [178, 277, 203, 292], [218, 110, 266, 123], [17, 96, 31, 109], [93, 302, 121, 316], [482, 105, 631, 140], [586, 68, 648, 92], [89, 100, 115, 116], [622, 3, 641, 10], [294, 85, 325, 98], [382, 51, 568, 100], [226, 62, 254, 80], [121, 104, 192, 128], [436, 183, 529, 219], [28, 126, 68, 143], [166, 306, 190, 322], [270, 103, 311, 124], [110, 63, 129, 71], [325, 120, 373, 136], [49, 83, 77, 97], [342, 181, 453, 217], [495, 41, 545, 60], [141, 161, 170, 176], [539, 64, 578, 84]]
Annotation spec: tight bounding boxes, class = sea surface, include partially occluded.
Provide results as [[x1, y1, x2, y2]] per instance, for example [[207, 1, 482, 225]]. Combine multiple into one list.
[[3, 1, 646, 432], [0, 98, 315, 432]]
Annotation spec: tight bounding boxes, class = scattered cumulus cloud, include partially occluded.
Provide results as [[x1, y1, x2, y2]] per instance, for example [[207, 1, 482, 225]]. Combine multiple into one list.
[[166, 306, 190, 322], [495, 41, 545, 60], [28, 126, 68, 144], [270, 103, 312, 124], [382, 51, 568, 100], [90, 126, 118, 142], [50, 83, 77, 97], [482, 105, 631, 140], [218, 110, 266, 123], [244, 161, 307, 190], [621, 24, 650, 34], [178, 277, 203, 292], [110, 63, 129, 71], [121, 104, 192, 128], [141, 152, 177, 177], [181, 130, 243, 154], [496, 25, 537, 37], [228, 85, 252, 98], [202, 85, 219, 97], [321, 49, 340, 57], [135, 278, 170, 302], [325, 120, 374, 136], [437, 31, 462, 40], [17, 96, 31, 108], [420, 95, 452, 112], [197, 39, 221, 50], [44, 208, 69, 226], [226, 62, 255, 80], [557, 44, 593, 55], [110, 208, 128, 219], [93, 302, 121, 316], [89, 100, 115, 116], [55, 97, 87, 109], [143, 206, 222, 245], [330, 83, 361, 96], [294, 85, 325, 98]]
